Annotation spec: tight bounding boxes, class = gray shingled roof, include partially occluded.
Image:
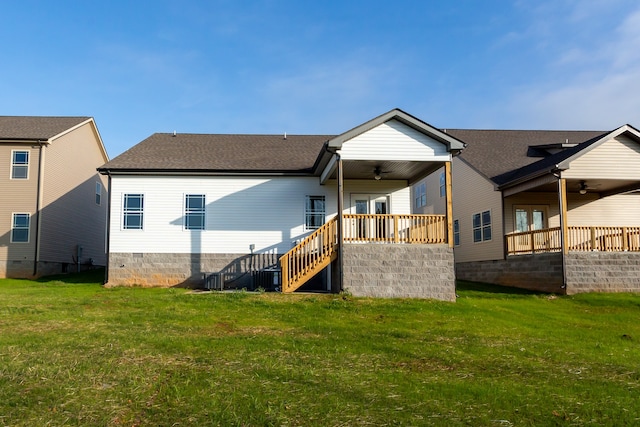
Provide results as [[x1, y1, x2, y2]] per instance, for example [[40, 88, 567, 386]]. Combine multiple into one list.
[[0, 116, 91, 141], [99, 133, 334, 173], [446, 129, 607, 185]]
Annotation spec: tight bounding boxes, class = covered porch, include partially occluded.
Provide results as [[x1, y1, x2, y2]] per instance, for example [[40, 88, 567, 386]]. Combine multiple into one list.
[[280, 109, 464, 299], [499, 150, 640, 293]]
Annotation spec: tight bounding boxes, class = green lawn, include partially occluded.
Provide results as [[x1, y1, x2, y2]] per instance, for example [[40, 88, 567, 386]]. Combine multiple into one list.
[[0, 270, 638, 426]]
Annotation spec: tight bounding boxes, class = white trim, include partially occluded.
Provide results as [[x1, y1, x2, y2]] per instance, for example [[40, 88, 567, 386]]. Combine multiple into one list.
[[122, 193, 145, 231], [10, 149, 30, 180], [183, 193, 206, 231], [304, 195, 326, 231], [10, 212, 31, 243]]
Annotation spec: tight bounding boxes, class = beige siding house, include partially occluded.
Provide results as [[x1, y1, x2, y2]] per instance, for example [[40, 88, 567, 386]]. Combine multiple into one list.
[[416, 126, 640, 294], [0, 117, 109, 278]]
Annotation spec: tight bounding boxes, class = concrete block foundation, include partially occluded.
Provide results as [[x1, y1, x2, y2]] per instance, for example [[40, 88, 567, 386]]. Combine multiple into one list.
[[342, 244, 456, 301]]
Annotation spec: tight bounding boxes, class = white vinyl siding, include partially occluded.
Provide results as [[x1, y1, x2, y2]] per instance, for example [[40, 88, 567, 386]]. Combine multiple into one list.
[[109, 176, 413, 255], [339, 120, 450, 162], [109, 176, 336, 255]]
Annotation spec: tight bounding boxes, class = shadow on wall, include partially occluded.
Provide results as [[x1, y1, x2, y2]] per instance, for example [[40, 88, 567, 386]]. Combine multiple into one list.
[[157, 178, 320, 287], [0, 175, 107, 279]]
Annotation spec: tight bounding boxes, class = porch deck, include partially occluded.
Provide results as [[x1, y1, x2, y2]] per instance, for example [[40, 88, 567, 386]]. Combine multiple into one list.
[[280, 214, 447, 293], [506, 226, 640, 255]]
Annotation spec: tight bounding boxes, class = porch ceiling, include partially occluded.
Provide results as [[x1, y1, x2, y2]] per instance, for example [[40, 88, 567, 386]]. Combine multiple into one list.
[[527, 177, 640, 196], [329, 160, 443, 183]]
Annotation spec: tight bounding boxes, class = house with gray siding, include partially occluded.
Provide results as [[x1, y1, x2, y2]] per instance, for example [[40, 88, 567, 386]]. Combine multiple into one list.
[[98, 109, 465, 301], [0, 116, 109, 278], [415, 125, 640, 294]]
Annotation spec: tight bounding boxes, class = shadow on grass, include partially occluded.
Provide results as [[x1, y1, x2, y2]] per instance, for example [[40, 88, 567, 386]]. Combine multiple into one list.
[[456, 280, 545, 295], [37, 268, 105, 285]]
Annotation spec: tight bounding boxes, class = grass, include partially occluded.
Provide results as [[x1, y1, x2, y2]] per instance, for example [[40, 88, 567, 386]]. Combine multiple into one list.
[[0, 271, 639, 426]]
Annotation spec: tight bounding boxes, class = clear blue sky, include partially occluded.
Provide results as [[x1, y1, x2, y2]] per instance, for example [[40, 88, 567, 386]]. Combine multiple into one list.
[[2, 1, 639, 157]]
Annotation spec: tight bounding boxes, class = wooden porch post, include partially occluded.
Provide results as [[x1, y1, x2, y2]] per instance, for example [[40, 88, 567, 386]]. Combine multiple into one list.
[[336, 155, 344, 292], [558, 178, 569, 255], [445, 161, 454, 248], [558, 177, 569, 292]]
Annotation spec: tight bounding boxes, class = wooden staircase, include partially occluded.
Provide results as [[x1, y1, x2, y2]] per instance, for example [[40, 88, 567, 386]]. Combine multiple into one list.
[[280, 217, 338, 293]]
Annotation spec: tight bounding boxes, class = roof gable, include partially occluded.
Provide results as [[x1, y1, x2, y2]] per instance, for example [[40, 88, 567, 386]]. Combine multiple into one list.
[[337, 119, 451, 161], [328, 108, 465, 152]]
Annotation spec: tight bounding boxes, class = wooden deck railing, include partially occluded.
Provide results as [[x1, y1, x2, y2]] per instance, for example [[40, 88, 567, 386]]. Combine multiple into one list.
[[342, 214, 446, 244], [280, 217, 338, 293], [506, 226, 640, 255], [506, 227, 562, 255]]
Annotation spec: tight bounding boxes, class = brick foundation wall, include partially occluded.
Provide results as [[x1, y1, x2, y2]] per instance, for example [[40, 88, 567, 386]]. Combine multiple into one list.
[[565, 252, 640, 294], [106, 252, 280, 288], [342, 244, 456, 301], [455, 253, 564, 293]]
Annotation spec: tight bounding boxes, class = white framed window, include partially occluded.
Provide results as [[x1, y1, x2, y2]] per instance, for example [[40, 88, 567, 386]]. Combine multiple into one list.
[[439, 171, 446, 198], [472, 210, 492, 243], [11, 150, 29, 179], [11, 213, 30, 243], [185, 194, 205, 230], [453, 219, 460, 246], [123, 194, 144, 230], [95, 182, 102, 205], [414, 182, 426, 208], [305, 195, 325, 230]]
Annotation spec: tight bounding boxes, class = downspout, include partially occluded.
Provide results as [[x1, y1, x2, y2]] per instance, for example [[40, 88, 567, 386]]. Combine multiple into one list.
[[33, 141, 46, 276], [104, 173, 112, 285]]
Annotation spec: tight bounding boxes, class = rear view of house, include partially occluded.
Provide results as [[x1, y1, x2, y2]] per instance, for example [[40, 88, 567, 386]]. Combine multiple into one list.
[[98, 109, 464, 300], [0, 117, 109, 278], [417, 125, 640, 294]]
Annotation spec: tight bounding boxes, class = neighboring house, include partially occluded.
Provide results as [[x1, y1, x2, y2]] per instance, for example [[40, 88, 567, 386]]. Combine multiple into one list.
[[415, 126, 640, 294], [98, 109, 465, 300], [0, 116, 109, 278]]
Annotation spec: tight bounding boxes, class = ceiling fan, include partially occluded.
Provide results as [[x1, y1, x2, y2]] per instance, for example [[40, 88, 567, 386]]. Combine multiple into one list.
[[373, 166, 391, 181], [578, 180, 601, 195]]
